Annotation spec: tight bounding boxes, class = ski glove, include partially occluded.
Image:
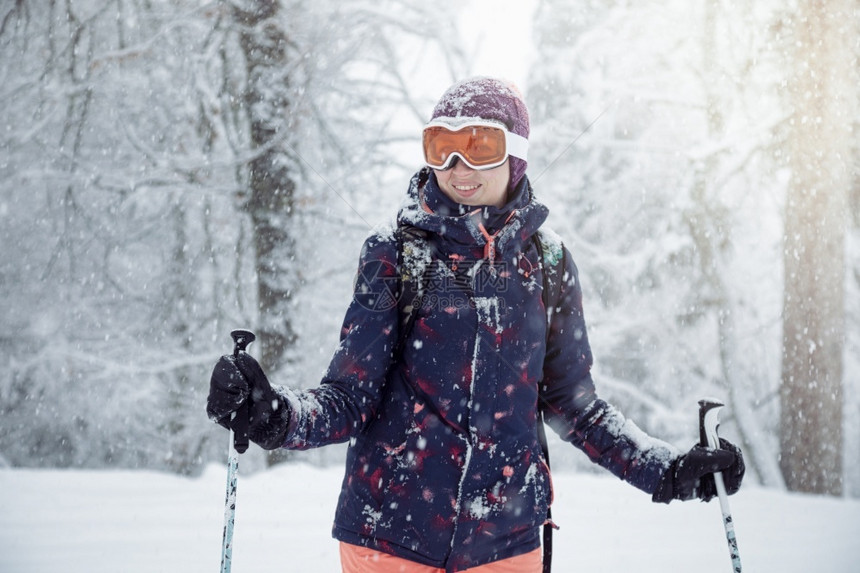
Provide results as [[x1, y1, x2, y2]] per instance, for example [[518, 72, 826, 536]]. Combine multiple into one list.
[[652, 438, 745, 504], [207, 353, 291, 451]]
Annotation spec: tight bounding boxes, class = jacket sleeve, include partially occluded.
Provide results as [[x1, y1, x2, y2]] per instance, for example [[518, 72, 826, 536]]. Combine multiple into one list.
[[539, 247, 679, 494], [279, 230, 400, 450]]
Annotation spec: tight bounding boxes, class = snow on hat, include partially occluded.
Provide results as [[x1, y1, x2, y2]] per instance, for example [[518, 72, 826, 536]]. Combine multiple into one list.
[[430, 77, 530, 190]]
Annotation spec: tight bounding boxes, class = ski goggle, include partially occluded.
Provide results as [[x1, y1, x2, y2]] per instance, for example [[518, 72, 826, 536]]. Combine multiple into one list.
[[422, 119, 529, 171]]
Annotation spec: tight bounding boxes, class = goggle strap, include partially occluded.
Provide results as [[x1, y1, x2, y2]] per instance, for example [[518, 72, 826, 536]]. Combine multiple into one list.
[[505, 131, 529, 162]]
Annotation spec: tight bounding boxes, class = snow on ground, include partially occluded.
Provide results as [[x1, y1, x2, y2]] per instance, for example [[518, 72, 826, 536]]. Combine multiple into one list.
[[1, 462, 858, 572]]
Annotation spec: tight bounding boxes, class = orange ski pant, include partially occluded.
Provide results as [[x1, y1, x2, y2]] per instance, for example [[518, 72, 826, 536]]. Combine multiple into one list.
[[339, 542, 542, 573]]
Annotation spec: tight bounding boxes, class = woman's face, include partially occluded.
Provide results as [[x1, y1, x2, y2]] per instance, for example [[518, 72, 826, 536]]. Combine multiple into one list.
[[434, 159, 510, 208]]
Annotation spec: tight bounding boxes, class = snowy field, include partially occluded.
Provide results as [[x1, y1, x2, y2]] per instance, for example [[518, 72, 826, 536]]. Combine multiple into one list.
[[2, 462, 859, 573]]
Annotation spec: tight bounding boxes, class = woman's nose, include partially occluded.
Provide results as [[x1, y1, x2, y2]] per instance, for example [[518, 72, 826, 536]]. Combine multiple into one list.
[[451, 156, 474, 174]]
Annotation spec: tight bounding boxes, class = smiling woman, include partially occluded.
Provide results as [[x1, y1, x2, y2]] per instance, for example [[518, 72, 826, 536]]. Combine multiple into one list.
[[207, 76, 746, 573]]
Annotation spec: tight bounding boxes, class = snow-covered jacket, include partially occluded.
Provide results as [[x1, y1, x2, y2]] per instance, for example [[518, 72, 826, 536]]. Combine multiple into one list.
[[280, 168, 678, 571]]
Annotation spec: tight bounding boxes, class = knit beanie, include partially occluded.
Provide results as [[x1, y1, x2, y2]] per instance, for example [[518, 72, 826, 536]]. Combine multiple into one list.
[[429, 77, 530, 191]]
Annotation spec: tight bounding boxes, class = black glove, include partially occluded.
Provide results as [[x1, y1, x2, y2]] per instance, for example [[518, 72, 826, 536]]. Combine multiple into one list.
[[207, 353, 291, 451], [234, 352, 291, 450], [652, 438, 745, 504], [207, 355, 246, 427]]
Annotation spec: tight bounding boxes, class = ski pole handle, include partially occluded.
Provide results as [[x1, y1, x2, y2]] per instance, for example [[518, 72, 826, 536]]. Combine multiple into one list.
[[231, 329, 256, 357], [229, 330, 255, 454], [698, 398, 742, 573], [698, 398, 723, 450]]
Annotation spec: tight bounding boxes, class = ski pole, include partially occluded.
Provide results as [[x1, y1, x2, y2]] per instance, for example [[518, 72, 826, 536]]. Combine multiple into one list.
[[220, 329, 256, 573], [698, 398, 742, 573]]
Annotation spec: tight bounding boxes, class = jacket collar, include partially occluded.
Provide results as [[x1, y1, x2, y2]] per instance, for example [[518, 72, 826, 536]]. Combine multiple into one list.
[[397, 167, 549, 258]]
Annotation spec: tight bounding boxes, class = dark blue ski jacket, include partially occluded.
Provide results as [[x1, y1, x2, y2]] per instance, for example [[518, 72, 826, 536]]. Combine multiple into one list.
[[279, 168, 678, 571]]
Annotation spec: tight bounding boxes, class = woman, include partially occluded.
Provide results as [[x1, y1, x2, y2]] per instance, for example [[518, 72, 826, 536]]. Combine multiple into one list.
[[207, 77, 745, 573]]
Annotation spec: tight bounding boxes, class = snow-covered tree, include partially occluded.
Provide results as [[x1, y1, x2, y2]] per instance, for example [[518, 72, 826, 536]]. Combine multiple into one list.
[[525, 0, 840, 489], [0, 0, 464, 473]]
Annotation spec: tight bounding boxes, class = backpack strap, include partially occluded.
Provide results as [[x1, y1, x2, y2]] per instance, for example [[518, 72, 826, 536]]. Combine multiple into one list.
[[535, 228, 566, 323], [533, 228, 566, 573], [394, 224, 432, 360]]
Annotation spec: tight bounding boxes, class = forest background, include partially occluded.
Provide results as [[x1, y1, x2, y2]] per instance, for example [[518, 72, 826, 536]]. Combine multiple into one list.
[[0, 0, 857, 499]]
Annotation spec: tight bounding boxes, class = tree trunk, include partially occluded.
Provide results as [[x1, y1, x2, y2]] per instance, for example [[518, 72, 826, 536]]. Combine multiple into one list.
[[779, 0, 854, 495], [233, 0, 299, 373]]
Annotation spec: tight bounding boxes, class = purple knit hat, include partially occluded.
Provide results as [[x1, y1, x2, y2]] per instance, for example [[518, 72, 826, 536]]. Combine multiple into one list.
[[429, 77, 530, 191]]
